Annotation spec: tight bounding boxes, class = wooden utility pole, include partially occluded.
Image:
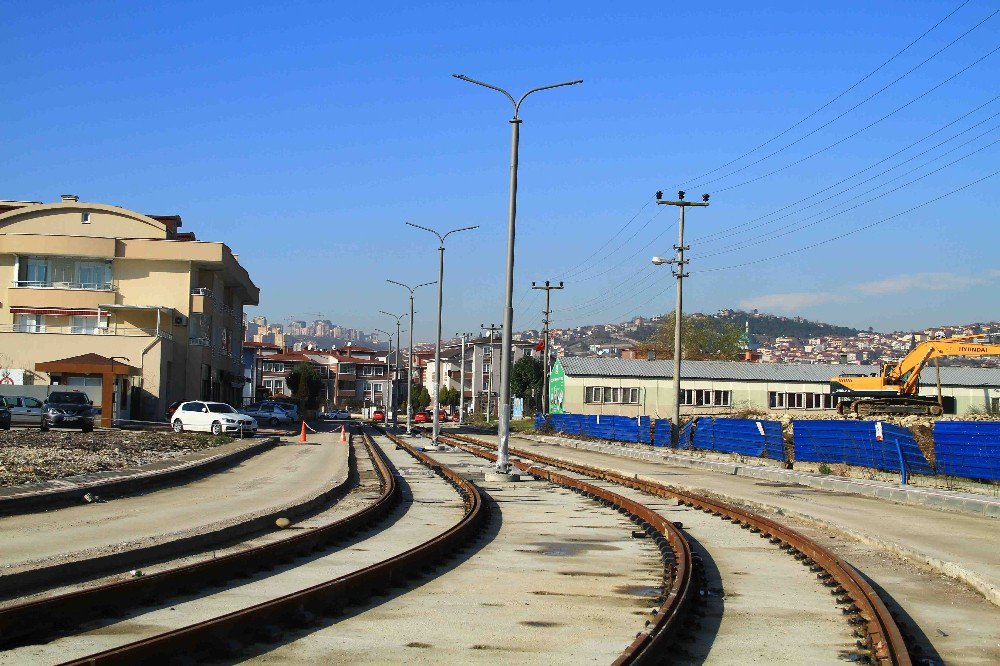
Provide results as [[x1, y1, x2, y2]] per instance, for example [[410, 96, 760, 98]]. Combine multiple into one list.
[[531, 280, 564, 415]]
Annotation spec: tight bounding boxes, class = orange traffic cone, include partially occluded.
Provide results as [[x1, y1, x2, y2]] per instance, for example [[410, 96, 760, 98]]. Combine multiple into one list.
[[299, 420, 307, 443], [340, 425, 347, 443]]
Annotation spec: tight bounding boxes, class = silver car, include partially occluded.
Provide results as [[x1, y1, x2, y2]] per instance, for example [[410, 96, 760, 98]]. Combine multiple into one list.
[[1, 396, 43, 426]]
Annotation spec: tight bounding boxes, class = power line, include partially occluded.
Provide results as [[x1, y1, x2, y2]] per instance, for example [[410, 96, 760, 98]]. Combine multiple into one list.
[[691, 96, 1000, 244], [690, 128, 1000, 258], [677, 0, 972, 187], [704, 36, 1000, 193], [686, 8, 995, 191], [695, 170, 999, 273]]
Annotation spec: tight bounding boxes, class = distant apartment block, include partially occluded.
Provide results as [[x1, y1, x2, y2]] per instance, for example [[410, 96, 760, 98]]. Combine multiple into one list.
[[0, 195, 259, 424]]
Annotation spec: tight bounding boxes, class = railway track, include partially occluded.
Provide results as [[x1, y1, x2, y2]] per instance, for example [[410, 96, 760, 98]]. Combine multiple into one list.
[[440, 432, 912, 666], [0, 427, 484, 665]]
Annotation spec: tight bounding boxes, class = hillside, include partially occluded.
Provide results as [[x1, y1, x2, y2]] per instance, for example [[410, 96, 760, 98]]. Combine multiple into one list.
[[713, 309, 862, 339]]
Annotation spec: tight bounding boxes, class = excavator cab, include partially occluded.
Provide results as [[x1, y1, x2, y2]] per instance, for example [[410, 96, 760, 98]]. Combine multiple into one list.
[[881, 363, 897, 384]]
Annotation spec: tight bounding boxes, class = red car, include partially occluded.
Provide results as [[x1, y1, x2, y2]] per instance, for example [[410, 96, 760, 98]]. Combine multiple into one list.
[[372, 410, 385, 422], [413, 411, 429, 423]]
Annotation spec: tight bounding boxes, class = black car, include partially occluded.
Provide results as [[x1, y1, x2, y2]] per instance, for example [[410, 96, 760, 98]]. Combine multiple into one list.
[[41, 391, 97, 433], [0, 402, 10, 430]]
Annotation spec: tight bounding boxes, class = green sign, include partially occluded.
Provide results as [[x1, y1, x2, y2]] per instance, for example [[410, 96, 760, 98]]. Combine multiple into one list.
[[548, 358, 565, 414]]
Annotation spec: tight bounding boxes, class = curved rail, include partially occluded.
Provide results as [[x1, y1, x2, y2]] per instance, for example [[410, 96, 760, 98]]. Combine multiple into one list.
[[431, 433, 694, 665], [0, 431, 391, 649], [57, 426, 485, 665], [443, 432, 911, 666]]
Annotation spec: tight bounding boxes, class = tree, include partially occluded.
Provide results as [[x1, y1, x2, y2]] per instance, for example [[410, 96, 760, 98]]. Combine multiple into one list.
[[285, 362, 323, 411], [638, 311, 743, 361], [439, 386, 459, 408], [413, 385, 431, 412], [511, 355, 544, 409]]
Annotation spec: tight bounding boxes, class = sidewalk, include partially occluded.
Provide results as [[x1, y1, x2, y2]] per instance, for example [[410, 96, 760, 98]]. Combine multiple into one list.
[[511, 433, 1000, 607]]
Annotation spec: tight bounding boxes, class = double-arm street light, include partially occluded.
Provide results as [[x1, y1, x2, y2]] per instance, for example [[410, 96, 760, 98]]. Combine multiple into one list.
[[407, 222, 478, 444], [453, 73, 582, 472], [380, 310, 408, 429], [387, 279, 435, 435]]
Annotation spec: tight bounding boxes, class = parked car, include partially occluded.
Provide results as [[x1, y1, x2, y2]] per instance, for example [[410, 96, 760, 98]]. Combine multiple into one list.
[[166, 400, 183, 422], [324, 409, 351, 420], [371, 410, 385, 422], [1, 395, 43, 426], [413, 411, 429, 423], [0, 402, 10, 430], [172, 401, 257, 437], [241, 402, 296, 426], [41, 391, 97, 432], [422, 409, 449, 422], [261, 400, 300, 421]]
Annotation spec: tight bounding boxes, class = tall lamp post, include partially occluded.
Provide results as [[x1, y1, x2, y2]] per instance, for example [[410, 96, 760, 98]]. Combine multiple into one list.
[[387, 279, 435, 435], [653, 190, 710, 446], [373, 328, 393, 419], [380, 310, 408, 429], [453, 73, 582, 472], [455, 332, 472, 424], [407, 222, 478, 444]]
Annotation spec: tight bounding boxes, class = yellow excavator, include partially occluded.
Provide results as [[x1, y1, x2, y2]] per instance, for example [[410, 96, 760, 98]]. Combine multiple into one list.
[[831, 334, 1000, 416]]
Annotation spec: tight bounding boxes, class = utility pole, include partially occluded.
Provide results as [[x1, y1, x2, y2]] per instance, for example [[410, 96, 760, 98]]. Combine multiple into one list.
[[456, 332, 472, 424], [407, 223, 478, 444], [654, 190, 709, 446], [454, 73, 582, 473], [531, 281, 564, 415], [387, 279, 434, 435], [380, 310, 407, 430], [374, 328, 392, 417], [481, 323, 502, 422]]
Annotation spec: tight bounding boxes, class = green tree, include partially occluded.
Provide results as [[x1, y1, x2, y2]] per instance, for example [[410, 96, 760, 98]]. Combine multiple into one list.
[[285, 362, 323, 410], [639, 311, 743, 361], [413, 385, 431, 411], [511, 355, 544, 409]]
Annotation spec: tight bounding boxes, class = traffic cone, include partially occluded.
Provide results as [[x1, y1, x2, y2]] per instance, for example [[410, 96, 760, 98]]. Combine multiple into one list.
[[340, 425, 347, 443], [299, 420, 307, 443]]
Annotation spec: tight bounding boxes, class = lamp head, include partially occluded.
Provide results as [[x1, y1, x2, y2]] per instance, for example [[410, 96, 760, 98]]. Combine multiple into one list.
[[655, 190, 663, 200], [651, 256, 669, 265], [677, 190, 685, 200], [702, 193, 710, 203]]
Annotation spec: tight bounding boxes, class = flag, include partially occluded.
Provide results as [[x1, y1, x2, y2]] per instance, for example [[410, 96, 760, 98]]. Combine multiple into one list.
[[535, 339, 545, 352]]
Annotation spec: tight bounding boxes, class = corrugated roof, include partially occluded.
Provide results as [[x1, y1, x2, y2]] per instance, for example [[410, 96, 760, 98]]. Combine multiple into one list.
[[558, 357, 1000, 386]]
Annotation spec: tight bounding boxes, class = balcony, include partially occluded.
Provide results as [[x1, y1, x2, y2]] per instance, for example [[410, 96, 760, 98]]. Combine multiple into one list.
[[9, 284, 115, 310], [337, 389, 356, 398], [0, 324, 171, 339]]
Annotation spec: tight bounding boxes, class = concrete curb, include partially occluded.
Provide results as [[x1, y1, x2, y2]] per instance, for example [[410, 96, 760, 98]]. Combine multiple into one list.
[[523, 433, 1000, 608], [523, 434, 1000, 519], [0, 439, 356, 600], [0, 436, 280, 516]]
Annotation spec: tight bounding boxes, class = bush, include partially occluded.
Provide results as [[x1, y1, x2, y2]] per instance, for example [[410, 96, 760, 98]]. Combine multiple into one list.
[[818, 462, 832, 475]]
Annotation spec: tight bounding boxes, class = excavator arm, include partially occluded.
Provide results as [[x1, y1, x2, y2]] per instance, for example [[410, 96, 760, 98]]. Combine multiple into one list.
[[891, 334, 1000, 395]]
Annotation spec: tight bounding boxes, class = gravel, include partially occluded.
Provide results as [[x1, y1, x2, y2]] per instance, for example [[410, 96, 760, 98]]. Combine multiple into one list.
[[0, 430, 236, 487]]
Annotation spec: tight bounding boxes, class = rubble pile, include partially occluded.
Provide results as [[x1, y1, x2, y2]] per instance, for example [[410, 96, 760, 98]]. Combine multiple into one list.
[[0, 431, 233, 487]]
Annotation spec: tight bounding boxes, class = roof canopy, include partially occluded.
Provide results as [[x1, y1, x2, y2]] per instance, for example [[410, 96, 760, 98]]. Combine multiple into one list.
[[35, 353, 139, 375]]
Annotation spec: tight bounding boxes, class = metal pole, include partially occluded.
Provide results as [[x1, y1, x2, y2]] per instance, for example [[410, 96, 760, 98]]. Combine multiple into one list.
[[481, 324, 501, 423], [453, 74, 582, 473], [457, 333, 468, 425], [387, 279, 434, 436], [672, 205, 685, 447], [433, 242, 444, 444], [394, 319, 401, 429], [532, 280, 563, 416]]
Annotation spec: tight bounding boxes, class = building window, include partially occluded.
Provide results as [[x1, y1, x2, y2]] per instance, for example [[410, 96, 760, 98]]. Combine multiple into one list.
[[70, 315, 99, 334], [768, 391, 836, 410], [339, 363, 355, 375], [82, 212, 91, 224], [14, 313, 44, 333], [680, 389, 732, 406], [585, 386, 642, 404]]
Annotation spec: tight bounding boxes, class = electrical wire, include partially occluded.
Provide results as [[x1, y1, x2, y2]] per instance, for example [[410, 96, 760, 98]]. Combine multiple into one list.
[[677, 0, 973, 187]]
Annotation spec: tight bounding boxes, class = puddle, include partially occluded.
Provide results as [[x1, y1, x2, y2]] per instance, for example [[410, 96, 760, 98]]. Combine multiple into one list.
[[615, 584, 662, 596], [532, 541, 621, 556]]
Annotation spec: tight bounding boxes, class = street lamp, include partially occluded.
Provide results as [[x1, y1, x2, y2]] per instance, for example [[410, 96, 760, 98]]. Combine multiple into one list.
[[387, 279, 435, 435], [406, 222, 479, 444], [380, 310, 408, 430], [453, 73, 582, 472], [374, 328, 393, 418]]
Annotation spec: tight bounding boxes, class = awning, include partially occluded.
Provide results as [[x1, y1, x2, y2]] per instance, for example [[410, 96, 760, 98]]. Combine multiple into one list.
[[10, 307, 109, 317], [35, 353, 139, 375]]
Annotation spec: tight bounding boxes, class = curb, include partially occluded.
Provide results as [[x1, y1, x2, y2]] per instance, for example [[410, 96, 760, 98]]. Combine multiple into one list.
[[524, 433, 1000, 519], [0, 437, 355, 600], [0, 437, 280, 516], [525, 433, 1000, 608]]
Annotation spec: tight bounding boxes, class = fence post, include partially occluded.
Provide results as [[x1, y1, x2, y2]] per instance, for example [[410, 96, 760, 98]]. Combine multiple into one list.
[[893, 436, 908, 485]]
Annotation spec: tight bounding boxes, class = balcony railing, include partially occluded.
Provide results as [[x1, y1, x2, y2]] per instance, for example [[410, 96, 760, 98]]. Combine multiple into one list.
[[13, 280, 114, 291], [0, 324, 172, 339]]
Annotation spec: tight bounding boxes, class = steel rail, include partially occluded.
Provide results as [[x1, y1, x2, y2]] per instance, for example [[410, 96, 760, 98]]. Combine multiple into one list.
[[58, 426, 485, 666], [433, 433, 694, 665], [443, 432, 911, 666], [0, 431, 388, 649]]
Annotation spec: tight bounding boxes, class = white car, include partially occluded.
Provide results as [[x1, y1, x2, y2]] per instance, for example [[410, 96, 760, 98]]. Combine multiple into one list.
[[241, 402, 296, 426], [324, 409, 351, 420], [172, 401, 257, 437]]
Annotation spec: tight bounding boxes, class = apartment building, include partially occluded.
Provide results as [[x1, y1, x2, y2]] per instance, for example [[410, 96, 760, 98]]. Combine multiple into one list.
[[0, 195, 259, 424], [258, 350, 400, 410]]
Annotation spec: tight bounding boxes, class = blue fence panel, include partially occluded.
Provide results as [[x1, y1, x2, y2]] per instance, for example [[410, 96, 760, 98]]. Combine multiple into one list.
[[934, 421, 1000, 481], [793, 420, 931, 475], [689, 418, 785, 461], [534, 414, 546, 430], [652, 419, 673, 447]]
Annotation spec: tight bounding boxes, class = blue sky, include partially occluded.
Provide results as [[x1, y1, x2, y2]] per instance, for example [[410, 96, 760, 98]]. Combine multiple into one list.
[[3, 1, 997, 339]]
